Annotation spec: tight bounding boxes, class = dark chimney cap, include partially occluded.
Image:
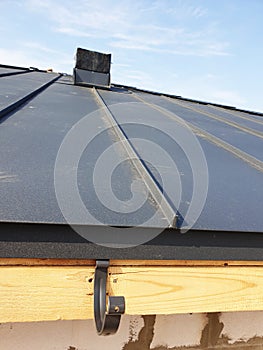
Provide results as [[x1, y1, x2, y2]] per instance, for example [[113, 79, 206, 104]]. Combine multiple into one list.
[[75, 48, 111, 74]]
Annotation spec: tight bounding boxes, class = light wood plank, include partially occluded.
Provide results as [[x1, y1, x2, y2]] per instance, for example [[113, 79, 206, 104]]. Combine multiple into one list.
[[109, 266, 263, 315], [1, 265, 263, 323], [2, 258, 263, 266], [0, 266, 93, 322], [0, 258, 96, 266]]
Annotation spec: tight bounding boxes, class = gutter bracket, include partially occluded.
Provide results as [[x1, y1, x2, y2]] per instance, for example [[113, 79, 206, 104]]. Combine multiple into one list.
[[94, 260, 125, 336]]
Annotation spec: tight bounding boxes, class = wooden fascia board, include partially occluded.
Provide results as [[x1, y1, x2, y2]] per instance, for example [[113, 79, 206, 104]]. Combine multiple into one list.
[[1, 259, 263, 323]]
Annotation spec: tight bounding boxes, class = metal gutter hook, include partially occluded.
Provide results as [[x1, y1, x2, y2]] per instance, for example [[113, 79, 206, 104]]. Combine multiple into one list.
[[94, 260, 125, 335]]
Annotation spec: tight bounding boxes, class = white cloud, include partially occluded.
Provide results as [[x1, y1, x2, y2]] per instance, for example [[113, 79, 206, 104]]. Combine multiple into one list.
[[0, 48, 36, 68], [179, 87, 245, 109], [211, 90, 245, 107], [2, 1, 245, 109], [24, 0, 230, 57], [22, 42, 60, 54], [165, 3, 208, 19], [110, 38, 229, 57], [113, 63, 131, 68], [0, 46, 72, 73], [56, 27, 92, 37], [112, 67, 154, 88]]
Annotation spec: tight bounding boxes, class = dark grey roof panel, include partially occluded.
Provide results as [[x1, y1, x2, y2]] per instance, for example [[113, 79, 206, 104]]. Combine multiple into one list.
[[1, 67, 263, 260], [165, 98, 263, 134], [0, 71, 59, 112], [0, 67, 27, 75], [194, 137, 263, 231], [0, 83, 97, 223], [116, 83, 263, 117], [98, 88, 263, 232], [199, 104, 263, 132], [136, 92, 263, 162], [0, 82, 165, 228]]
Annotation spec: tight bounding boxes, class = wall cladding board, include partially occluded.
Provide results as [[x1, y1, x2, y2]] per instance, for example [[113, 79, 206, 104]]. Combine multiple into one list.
[[2, 312, 263, 350]]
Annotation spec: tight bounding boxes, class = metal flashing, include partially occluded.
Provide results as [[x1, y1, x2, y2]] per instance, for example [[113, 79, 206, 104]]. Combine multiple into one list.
[[74, 68, 110, 88]]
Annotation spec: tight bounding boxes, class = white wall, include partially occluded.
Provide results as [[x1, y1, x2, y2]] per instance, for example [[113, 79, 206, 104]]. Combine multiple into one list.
[[2, 312, 263, 350]]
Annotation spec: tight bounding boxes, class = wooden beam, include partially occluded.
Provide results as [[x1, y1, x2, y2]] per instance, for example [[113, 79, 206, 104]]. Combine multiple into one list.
[[1, 264, 263, 323], [2, 258, 263, 266]]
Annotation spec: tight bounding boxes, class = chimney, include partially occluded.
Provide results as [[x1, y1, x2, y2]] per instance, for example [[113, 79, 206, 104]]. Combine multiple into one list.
[[73, 48, 111, 88]]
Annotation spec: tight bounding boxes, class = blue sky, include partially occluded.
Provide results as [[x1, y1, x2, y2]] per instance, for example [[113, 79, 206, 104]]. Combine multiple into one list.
[[1, 0, 263, 112]]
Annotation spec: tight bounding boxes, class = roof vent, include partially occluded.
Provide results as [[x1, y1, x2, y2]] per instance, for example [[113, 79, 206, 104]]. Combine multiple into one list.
[[74, 48, 111, 88]]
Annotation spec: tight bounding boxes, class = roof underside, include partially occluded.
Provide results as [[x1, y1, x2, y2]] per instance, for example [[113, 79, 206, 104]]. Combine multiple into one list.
[[0, 65, 263, 260]]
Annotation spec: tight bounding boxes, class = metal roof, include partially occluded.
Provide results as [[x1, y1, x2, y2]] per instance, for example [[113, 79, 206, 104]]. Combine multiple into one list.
[[0, 64, 263, 260]]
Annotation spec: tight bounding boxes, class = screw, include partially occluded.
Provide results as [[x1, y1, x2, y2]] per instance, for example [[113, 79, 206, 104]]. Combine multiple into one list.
[[114, 306, 120, 312]]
